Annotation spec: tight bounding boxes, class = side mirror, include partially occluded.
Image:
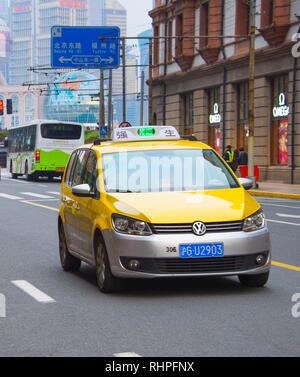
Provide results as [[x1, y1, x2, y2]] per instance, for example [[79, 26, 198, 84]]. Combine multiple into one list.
[[72, 184, 94, 197], [239, 177, 253, 190]]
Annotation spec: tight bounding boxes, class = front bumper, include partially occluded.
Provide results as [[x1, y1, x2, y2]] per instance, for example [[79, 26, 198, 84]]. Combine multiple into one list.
[[102, 226, 271, 279]]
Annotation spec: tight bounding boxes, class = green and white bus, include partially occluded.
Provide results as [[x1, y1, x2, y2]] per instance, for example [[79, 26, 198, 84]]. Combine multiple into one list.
[[7, 120, 85, 181]]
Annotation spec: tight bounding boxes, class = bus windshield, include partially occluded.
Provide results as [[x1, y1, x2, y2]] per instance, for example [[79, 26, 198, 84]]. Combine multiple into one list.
[[41, 123, 82, 140]]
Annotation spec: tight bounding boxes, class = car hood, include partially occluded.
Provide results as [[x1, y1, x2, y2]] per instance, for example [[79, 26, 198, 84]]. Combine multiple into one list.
[[105, 188, 260, 223]]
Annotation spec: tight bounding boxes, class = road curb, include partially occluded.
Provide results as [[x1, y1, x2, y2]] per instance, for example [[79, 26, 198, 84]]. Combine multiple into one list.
[[248, 190, 300, 200]]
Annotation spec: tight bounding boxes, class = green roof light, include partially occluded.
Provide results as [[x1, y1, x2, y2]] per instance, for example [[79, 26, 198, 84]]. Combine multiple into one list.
[[138, 127, 155, 137]]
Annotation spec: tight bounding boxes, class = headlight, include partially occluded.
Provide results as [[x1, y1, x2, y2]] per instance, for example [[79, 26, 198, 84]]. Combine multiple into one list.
[[243, 209, 265, 232], [112, 214, 152, 236]]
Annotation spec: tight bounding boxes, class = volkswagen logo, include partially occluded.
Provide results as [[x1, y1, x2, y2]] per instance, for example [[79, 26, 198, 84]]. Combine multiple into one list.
[[192, 221, 206, 236]]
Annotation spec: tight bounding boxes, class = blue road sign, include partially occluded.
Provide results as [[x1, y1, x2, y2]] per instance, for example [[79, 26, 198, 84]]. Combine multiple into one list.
[[51, 26, 120, 69], [100, 126, 108, 136]]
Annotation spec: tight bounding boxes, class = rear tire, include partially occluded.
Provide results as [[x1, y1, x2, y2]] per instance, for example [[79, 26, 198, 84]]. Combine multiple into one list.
[[59, 222, 81, 272], [95, 235, 120, 293], [238, 271, 269, 287]]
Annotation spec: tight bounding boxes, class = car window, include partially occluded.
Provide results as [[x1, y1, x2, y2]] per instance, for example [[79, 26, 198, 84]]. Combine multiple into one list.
[[82, 151, 99, 198], [102, 149, 239, 193], [64, 151, 77, 186], [69, 149, 89, 187]]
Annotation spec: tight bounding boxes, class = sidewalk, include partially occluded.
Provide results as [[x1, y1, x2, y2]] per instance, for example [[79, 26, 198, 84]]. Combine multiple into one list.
[[249, 181, 300, 199]]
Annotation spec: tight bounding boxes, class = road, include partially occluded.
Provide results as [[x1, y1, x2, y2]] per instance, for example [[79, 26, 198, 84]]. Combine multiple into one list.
[[0, 172, 299, 357]]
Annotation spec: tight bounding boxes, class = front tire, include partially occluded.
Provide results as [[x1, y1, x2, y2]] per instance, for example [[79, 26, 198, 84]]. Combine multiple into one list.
[[59, 222, 81, 272], [95, 235, 120, 293], [238, 271, 269, 287]]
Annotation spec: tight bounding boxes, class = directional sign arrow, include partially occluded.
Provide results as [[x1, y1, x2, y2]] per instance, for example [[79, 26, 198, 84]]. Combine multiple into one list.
[[59, 56, 72, 63]]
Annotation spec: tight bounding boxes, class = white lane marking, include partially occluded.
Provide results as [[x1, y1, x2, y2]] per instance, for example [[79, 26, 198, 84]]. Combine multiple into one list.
[[276, 213, 300, 219], [11, 280, 56, 303], [114, 352, 142, 357], [46, 191, 61, 195], [20, 192, 54, 199], [259, 202, 300, 210], [267, 219, 300, 227], [0, 193, 23, 200], [0, 177, 30, 184]]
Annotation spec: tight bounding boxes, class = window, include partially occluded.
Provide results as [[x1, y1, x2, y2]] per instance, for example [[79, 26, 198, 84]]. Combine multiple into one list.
[[64, 151, 77, 187], [154, 25, 159, 65], [237, 81, 249, 151], [168, 21, 173, 62], [182, 93, 194, 135], [25, 94, 34, 122], [200, 1, 209, 49], [82, 151, 99, 198], [69, 149, 90, 187], [261, 0, 274, 28], [236, 0, 250, 36], [175, 13, 183, 56], [41, 123, 82, 140]]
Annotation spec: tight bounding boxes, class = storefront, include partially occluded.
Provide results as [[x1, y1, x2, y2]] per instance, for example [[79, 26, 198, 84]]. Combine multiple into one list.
[[271, 74, 289, 166], [208, 87, 221, 155]]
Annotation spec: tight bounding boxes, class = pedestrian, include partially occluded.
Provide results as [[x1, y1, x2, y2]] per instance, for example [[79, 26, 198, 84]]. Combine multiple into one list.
[[232, 149, 239, 172], [223, 145, 234, 170], [238, 147, 248, 166]]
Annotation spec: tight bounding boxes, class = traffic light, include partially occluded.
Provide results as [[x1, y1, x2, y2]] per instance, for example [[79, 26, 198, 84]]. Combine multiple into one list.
[[6, 98, 12, 114], [0, 100, 3, 116]]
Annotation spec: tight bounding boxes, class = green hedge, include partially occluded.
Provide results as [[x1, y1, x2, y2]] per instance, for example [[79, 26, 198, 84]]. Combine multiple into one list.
[[84, 130, 99, 144]]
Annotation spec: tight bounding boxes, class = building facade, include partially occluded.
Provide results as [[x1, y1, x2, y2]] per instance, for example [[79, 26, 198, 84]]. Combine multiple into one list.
[[149, 0, 300, 183], [9, 0, 88, 85]]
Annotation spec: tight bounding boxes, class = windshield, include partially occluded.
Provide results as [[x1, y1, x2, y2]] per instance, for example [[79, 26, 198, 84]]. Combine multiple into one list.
[[102, 149, 239, 193], [41, 123, 82, 140]]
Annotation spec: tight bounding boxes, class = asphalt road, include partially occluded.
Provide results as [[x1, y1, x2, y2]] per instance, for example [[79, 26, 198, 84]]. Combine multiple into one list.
[[0, 173, 299, 357]]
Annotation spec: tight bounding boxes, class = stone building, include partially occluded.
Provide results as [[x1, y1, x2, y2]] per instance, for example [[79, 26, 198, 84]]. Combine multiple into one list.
[[149, 0, 300, 183]]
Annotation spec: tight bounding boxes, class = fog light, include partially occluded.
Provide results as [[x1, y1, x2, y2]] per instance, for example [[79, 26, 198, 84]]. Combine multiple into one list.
[[129, 259, 140, 270], [256, 254, 265, 265]]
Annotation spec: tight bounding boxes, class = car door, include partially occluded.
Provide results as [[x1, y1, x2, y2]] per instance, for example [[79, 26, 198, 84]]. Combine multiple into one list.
[[63, 149, 89, 254], [76, 150, 100, 259]]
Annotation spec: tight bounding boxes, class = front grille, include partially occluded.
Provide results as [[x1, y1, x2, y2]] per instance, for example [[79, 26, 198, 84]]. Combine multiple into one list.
[[120, 253, 267, 274], [150, 221, 243, 234]]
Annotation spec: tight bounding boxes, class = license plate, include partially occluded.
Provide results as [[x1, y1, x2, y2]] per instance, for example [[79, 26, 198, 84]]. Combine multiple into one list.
[[179, 243, 224, 258], [56, 167, 64, 172]]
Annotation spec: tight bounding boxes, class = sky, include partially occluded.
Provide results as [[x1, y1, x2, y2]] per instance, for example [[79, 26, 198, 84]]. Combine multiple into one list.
[[118, 0, 153, 36]]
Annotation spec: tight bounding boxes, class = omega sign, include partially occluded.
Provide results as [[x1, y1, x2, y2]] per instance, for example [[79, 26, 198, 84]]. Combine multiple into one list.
[[273, 93, 289, 118], [209, 103, 221, 124]]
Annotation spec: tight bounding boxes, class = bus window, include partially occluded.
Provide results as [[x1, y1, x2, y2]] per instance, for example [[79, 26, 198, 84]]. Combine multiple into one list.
[[41, 123, 82, 140]]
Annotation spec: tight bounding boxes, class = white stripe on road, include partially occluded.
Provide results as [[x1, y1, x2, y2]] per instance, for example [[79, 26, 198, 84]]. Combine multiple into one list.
[[0, 193, 23, 200], [267, 219, 300, 227], [20, 192, 54, 199], [259, 202, 300, 210], [11, 280, 56, 303], [276, 213, 300, 219], [46, 191, 61, 195], [114, 352, 142, 357]]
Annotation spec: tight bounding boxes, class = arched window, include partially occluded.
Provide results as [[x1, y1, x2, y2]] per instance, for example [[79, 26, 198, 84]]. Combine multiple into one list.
[[25, 94, 34, 121], [11, 95, 19, 127]]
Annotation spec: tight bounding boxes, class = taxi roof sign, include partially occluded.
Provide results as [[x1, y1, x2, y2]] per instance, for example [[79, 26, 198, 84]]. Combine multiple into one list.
[[112, 126, 180, 143]]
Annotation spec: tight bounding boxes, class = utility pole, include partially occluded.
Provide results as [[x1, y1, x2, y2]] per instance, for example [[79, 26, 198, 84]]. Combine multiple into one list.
[[248, 0, 256, 187], [140, 70, 145, 126], [122, 38, 126, 122], [149, 38, 153, 125], [99, 69, 105, 137], [108, 69, 112, 136]]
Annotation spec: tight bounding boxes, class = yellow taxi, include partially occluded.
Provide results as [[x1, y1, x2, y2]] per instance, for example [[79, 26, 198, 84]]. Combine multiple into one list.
[[58, 125, 271, 293]]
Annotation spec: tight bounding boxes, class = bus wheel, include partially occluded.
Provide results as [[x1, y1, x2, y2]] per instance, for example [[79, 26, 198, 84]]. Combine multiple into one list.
[[25, 162, 34, 181], [10, 161, 17, 179]]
